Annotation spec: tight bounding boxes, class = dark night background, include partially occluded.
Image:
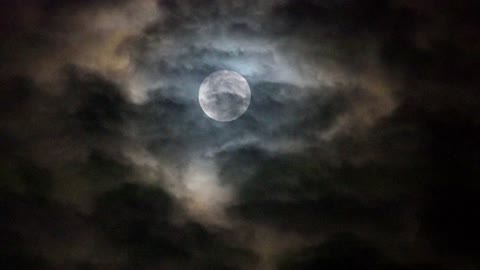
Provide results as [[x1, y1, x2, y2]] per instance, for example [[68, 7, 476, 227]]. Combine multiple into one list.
[[1, 1, 480, 269]]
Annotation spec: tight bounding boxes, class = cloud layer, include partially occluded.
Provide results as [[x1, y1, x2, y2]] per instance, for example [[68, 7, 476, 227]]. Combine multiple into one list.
[[1, 0, 480, 269]]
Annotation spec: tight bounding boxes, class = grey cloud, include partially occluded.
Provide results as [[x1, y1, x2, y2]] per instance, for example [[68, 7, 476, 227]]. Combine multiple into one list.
[[2, 0, 480, 269]]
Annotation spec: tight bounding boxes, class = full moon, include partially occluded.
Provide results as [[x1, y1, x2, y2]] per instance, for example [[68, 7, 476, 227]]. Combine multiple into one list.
[[198, 70, 251, 122]]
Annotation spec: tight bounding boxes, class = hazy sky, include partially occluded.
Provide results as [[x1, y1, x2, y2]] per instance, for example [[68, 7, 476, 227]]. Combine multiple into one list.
[[1, 1, 480, 269]]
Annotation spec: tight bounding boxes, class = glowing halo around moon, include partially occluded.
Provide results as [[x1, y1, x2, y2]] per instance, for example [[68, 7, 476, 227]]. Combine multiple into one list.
[[198, 70, 251, 122]]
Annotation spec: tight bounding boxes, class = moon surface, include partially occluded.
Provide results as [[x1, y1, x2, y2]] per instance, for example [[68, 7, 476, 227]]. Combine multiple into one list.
[[199, 70, 251, 122]]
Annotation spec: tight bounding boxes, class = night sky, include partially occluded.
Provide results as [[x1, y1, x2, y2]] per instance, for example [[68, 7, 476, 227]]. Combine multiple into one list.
[[1, 1, 480, 269]]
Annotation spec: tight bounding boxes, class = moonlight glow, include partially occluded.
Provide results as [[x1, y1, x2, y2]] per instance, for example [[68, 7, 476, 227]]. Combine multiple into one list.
[[198, 70, 251, 122]]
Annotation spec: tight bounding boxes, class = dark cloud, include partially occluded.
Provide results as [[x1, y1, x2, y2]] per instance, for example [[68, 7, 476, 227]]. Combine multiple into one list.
[[93, 182, 258, 269], [277, 232, 442, 270], [1, 0, 479, 269]]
